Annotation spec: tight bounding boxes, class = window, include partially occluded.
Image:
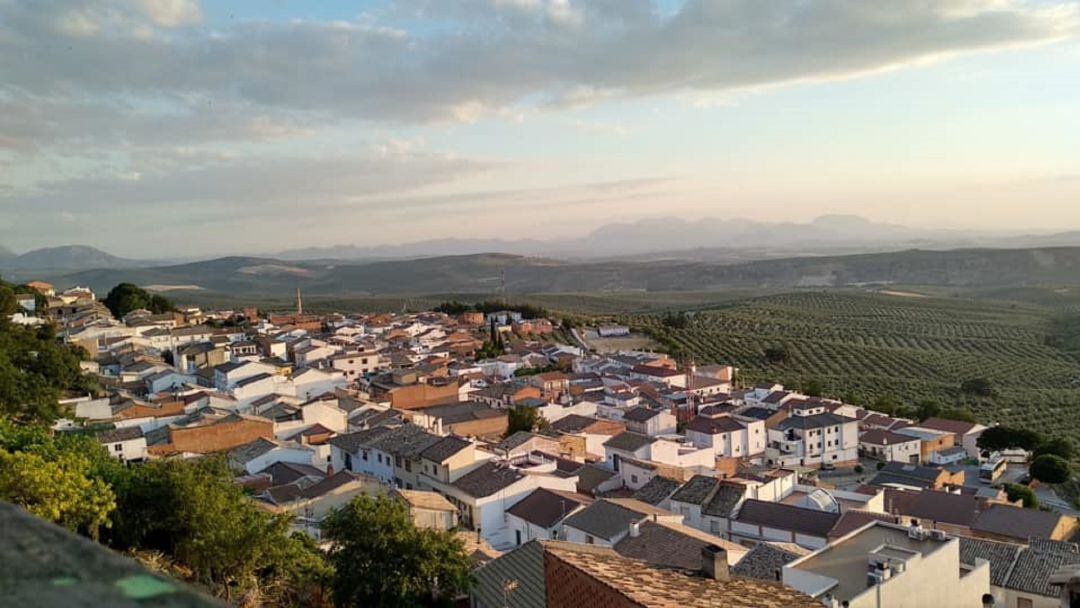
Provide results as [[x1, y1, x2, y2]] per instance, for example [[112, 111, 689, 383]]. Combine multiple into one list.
[[362, 450, 369, 461], [113, 444, 123, 452], [1017, 598, 1033, 608], [405, 460, 412, 472], [395, 456, 402, 468], [631, 474, 639, 484], [585, 535, 595, 545], [710, 520, 721, 534]]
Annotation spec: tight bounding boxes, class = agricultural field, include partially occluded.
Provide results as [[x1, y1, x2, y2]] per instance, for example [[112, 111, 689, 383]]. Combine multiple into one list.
[[625, 292, 1080, 444]]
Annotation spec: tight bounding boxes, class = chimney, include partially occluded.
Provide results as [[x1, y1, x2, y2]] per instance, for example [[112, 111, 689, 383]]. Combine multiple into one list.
[[701, 545, 729, 582], [629, 521, 641, 538]]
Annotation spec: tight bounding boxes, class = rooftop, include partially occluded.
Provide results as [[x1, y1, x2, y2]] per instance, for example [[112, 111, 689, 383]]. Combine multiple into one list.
[[787, 522, 952, 602]]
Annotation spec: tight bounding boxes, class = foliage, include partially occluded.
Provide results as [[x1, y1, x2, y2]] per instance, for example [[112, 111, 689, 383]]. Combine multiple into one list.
[[763, 345, 788, 364], [960, 377, 995, 397], [110, 456, 326, 603], [853, 464, 864, 474], [1033, 438, 1075, 461], [802, 380, 824, 398], [876, 461, 886, 470], [662, 311, 689, 329], [1030, 454, 1072, 485], [977, 426, 1044, 453], [937, 407, 977, 423], [506, 406, 545, 436], [868, 394, 901, 416], [434, 300, 549, 320], [433, 300, 472, 315], [628, 292, 1080, 448], [0, 421, 327, 605], [321, 495, 472, 608], [0, 449, 116, 539], [1004, 483, 1039, 508], [0, 322, 98, 423], [103, 283, 175, 319]]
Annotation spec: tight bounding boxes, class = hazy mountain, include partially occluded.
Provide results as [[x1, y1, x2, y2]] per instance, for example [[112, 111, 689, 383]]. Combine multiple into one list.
[[272, 215, 992, 261], [0, 245, 15, 261], [0, 245, 145, 274], [44, 246, 1080, 298]]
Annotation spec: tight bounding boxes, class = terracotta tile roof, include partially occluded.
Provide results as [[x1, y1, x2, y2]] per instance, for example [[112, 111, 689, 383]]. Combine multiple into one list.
[[544, 541, 818, 608]]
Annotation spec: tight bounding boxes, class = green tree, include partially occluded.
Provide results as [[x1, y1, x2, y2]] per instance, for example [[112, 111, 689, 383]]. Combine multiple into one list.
[[960, 377, 995, 397], [0, 323, 97, 423], [977, 426, 1044, 453], [937, 407, 977, 423], [763, 345, 788, 364], [111, 457, 324, 603], [913, 400, 942, 421], [869, 394, 900, 416], [103, 283, 175, 319], [506, 406, 544, 437], [802, 380, 824, 398], [0, 449, 115, 539], [321, 495, 472, 608], [1033, 438, 1074, 461], [1030, 454, 1072, 485], [1004, 483, 1039, 508]]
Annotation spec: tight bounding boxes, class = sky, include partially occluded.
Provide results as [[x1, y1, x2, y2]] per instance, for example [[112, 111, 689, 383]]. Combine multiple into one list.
[[1, 0, 1079, 257]]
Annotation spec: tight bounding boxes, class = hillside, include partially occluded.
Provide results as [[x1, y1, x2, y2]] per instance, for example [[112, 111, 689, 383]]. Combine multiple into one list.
[[627, 292, 1080, 446], [0, 245, 144, 273], [29, 246, 1080, 298]]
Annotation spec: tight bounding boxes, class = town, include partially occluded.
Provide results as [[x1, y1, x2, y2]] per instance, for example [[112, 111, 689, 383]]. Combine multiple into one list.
[[3, 280, 1079, 608]]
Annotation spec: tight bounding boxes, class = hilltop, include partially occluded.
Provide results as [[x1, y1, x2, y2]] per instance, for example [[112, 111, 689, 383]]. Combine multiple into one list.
[[19, 246, 1080, 300]]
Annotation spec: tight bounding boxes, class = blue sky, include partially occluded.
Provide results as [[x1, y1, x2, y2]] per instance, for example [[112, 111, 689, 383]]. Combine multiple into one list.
[[1, 0, 1079, 256]]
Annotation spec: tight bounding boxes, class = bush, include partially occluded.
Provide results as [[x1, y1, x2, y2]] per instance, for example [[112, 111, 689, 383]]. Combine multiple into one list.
[[853, 465, 864, 474], [876, 461, 886, 470], [960, 377, 995, 397], [1030, 454, 1072, 485], [1033, 438, 1074, 461], [763, 345, 788, 364], [1004, 483, 1039, 509]]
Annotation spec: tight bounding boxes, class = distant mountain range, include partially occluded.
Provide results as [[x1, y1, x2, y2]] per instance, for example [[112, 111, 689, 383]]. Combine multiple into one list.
[[6, 216, 1080, 298], [264, 215, 1080, 262], [0, 245, 146, 274], [13, 246, 1080, 299]]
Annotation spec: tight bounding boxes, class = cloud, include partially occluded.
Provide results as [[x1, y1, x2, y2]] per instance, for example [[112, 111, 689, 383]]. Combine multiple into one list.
[[1, 0, 1077, 253], [1, 0, 1075, 139]]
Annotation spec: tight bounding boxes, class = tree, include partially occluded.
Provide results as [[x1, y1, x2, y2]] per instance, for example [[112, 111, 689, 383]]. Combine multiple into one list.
[[802, 380, 824, 398], [937, 407, 977, 423], [0, 322, 98, 423], [103, 283, 175, 319], [1033, 438, 1074, 461], [960, 377, 995, 397], [0, 449, 115, 540], [763, 345, 788, 364], [506, 406, 544, 437], [913, 400, 942, 421], [321, 495, 472, 608], [1030, 454, 1072, 485], [110, 457, 325, 603], [869, 394, 900, 416], [433, 301, 471, 315], [977, 426, 1044, 453], [1004, 483, 1039, 509]]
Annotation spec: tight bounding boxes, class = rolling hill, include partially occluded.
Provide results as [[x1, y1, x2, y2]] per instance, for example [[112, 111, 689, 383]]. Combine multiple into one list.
[[0, 245, 145, 273], [29, 246, 1080, 299]]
